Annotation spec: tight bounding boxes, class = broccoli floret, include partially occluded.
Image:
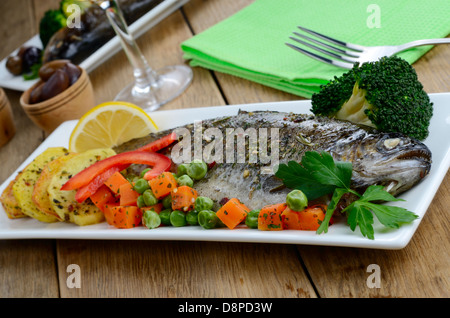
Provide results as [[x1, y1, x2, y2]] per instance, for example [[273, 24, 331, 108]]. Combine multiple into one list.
[[39, 9, 67, 48], [311, 56, 433, 140]]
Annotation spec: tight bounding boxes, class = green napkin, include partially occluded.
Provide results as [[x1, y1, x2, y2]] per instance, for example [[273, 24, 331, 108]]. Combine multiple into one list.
[[181, 0, 450, 99]]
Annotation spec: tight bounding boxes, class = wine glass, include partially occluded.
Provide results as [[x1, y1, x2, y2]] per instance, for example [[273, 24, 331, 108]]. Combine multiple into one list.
[[91, 0, 192, 111]]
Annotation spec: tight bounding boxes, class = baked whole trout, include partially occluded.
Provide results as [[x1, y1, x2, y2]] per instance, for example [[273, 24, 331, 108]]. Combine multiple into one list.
[[114, 111, 432, 209]]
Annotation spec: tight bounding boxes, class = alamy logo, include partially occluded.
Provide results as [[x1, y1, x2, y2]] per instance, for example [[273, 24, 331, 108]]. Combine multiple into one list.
[[367, 4, 381, 29], [170, 120, 280, 174], [66, 4, 82, 28]]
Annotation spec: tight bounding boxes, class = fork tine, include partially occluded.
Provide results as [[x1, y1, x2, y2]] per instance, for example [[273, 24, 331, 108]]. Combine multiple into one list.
[[289, 36, 359, 64], [285, 42, 354, 69], [292, 32, 360, 58], [297, 25, 365, 52]]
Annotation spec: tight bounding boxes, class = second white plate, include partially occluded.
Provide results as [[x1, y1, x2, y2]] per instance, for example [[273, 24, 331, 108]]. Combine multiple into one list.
[[0, 0, 189, 91]]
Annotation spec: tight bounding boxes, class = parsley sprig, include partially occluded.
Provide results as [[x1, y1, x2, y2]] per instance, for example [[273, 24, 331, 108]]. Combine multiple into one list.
[[275, 151, 418, 239]]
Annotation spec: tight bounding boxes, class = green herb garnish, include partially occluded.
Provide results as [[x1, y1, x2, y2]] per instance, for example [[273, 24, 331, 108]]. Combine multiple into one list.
[[275, 151, 418, 239]]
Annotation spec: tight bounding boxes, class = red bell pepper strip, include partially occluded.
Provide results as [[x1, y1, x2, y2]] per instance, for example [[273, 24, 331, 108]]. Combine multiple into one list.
[[61, 151, 171, 191], [75, 164, 128, 203], [136, 131, 177, 152]]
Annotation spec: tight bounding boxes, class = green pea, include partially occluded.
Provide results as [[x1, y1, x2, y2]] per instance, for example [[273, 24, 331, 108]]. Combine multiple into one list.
[[286, 189, 308, 211], [187, 159, 208, 180], [142, 209, 161, 229], [177, 174, 194, 187], [245, 209, 260, 229], [195, 196, 213, 212], [198, 210, 219, 229], [170, 210, 187, 227], [162, 195, 172, 209], [186, 210, 199, 225], [134, 178, 150, 194], [137, 195, 146, 208], [176, 164, 189, 177], [159, 209, 172, 225], [142, 189, 158, 206], [140, 168, 151, 178]]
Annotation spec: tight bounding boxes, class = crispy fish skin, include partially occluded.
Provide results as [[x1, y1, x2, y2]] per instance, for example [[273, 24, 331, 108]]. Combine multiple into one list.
[[114, 111, 432, 209]]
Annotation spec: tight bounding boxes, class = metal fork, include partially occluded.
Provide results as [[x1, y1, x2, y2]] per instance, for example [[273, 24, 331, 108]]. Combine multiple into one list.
[[286, 26, 450, 68]]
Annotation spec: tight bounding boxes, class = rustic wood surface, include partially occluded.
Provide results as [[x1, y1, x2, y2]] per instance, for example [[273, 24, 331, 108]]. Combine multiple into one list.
[[0, 0, 448, 298]]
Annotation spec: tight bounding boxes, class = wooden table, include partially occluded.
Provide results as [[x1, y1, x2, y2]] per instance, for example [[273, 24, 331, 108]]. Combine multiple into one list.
[[0, 0, 448, 299]]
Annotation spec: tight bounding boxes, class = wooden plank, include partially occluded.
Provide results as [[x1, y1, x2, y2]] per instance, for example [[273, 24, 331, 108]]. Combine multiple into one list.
[[58, 240, 316, 298], [0, 0, 59, 298], [0, 240, 59, 297]]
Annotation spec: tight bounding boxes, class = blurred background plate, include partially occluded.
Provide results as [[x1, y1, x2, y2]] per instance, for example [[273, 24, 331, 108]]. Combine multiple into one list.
[[0, 0, 189, 92]]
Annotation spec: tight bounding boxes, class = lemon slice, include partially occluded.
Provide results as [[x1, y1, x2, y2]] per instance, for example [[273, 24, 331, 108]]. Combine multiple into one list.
[[69, 101, 158, 153]]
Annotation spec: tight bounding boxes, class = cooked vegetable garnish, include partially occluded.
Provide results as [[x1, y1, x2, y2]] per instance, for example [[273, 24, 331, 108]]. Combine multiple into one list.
[[171, 186, 198, 212], [282, 205, 327, 231], [216, 198, 250, 230], [286, 190, 308, 212], [245, 210, 259, 229], [90, 185, 114, 212], [194, 196, 214, 213], [103, 204, 142, 229], [61, 150, 171, 192], [258, 203, 287, 231], [275, 151, 418, 239], [177, 175, 194, 187], [142, 209, 161, 229], [170, 210, 187, 227], [198, 210, 220, 229], [148, 172, 178, 199], [118, 182, 140, 207], [187, 159, 208, 180], [186, 210, 200, 225]]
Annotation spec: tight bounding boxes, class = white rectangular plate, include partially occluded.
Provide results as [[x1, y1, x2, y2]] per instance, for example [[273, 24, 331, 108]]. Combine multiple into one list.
[[0, 0, 189, 91], [1, 93, 449, 249]]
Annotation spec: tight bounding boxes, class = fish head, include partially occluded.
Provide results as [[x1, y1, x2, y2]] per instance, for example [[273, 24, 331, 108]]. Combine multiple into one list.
[[338, 132, 432, 196]]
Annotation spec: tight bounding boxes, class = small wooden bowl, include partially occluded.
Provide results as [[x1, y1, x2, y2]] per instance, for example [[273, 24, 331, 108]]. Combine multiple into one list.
[[0, 88, 16, 147], [20, 64, 95, 134]]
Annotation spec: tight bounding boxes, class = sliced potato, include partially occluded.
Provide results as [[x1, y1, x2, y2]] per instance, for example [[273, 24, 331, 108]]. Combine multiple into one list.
[[32, 152, 78, 221], [12, 147, 70, 223], [47, 148, 116, 226], [0, 173, 28, 219]]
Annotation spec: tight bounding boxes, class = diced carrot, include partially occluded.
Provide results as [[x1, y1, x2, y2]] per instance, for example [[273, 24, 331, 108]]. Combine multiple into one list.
[[90, 184, 115, 211], [216, 198, 250, 229], [171, 185, 198, 212], [103, 202, 120, 226], [118, 182, 140, 206], [141, 203, 164, 214], [258, 203, 287, 231], [148, 172, 178, 199], [296, 204, 328, 231], [103, 204, 142, 229], [281, 207, 302, 230], [104, 171, 129, 195]]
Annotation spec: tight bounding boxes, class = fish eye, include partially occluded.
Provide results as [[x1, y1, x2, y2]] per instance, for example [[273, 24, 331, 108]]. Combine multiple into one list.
[[383, 138, 401, 150]]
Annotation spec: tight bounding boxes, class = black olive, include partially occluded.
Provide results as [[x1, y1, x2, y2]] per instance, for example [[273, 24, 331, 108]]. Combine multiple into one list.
[[22, 47, 42, 72]]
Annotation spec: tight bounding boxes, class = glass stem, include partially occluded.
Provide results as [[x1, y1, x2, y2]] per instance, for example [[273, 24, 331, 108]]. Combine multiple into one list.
[[101, 0, 156, 90]]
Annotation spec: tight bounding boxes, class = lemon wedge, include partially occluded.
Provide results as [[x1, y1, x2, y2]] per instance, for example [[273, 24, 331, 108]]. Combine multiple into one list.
[[69, 101, 158, 153]]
